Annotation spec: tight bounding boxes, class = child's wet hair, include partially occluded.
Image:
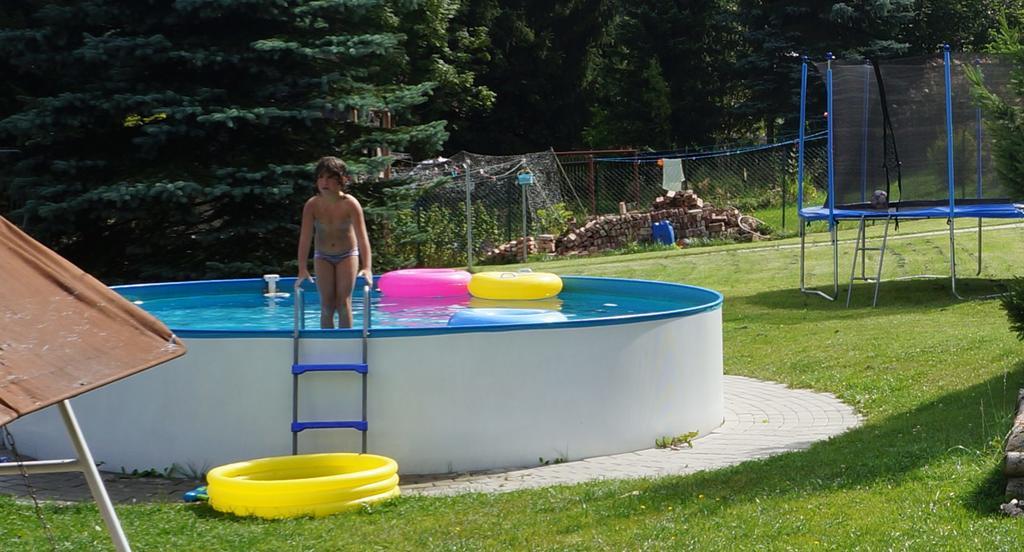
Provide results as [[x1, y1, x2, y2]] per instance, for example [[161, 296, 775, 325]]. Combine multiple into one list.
[[315, 157, 349, 190]]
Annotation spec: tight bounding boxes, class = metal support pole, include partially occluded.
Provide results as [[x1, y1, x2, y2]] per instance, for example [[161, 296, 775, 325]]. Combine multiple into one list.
[[361, 284, 370, 454], [781, 149, 787, 231], [633, 158, 641, 206], [976, 75, 985, 275], [505, 179, 513, 241], [587, 155, 596, 215], [827, 53, 840, 298], [860, 223, 867, 280], [800, 221, 807, 288], [832, 223, 839, 296], [943, 54, 1002, 299], [799, 221, 838, 301], [464, 162, 473, 270], [521, 177, 528, 262], [0, 404, 134, 550], [826, 53, 836, 229], [59, 401, 132, 552], [797, 57, 808, 215], [860, 62, 871, 203], [977, 214, 983, 276], [0, 458, 81, 475], [943, 45, 963, 299], [414, 203, 422, 266], [798, 220, 806, 286], [797, 55, 836, 301], [292, 287, 303, 455]]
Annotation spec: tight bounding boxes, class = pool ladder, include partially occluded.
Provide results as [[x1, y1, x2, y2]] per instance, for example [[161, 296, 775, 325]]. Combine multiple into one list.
[[291, 284, 371, 455]]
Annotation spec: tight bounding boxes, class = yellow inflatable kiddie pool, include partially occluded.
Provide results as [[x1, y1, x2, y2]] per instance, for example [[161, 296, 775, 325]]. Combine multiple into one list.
[[468, 270, 563, 300], [206, 453, 399, 519]]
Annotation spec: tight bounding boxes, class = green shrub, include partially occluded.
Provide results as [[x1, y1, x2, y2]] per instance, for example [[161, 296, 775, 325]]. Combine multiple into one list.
[[389, 202, 505, 268], [535, 202, 573, 236], [1000, 277, 1024, 340]]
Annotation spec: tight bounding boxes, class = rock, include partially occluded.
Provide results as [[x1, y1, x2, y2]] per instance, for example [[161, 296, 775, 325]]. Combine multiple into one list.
[[1000, 498, 1024, 517]]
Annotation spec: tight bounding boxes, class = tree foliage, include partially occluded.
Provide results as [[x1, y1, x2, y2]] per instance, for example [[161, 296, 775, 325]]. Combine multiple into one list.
[[733, 1, 1024, 141], [396, 0, 495, 150], [907, 0, 1024, 53], [443, 0, 610, 152], [0, 0, 450, 282], [583, 0, 741, 149], [3, 1, 1023, 281], [968, 15, 1024, 200], [735, 0, 915, 141]]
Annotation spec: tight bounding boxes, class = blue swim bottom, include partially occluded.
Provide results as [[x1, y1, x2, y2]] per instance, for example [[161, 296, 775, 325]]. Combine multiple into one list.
[[314, 248, 359, 265]]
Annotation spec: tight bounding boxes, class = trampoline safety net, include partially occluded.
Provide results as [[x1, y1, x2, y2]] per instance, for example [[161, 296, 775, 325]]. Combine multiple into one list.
[[816, 53, 1018, 210]]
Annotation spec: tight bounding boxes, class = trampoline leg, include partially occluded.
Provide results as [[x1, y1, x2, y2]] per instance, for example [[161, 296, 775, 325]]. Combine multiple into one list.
[[950, 217, 964, 300], [859, 221, 868, 281], [949, 215, 1003, 301], [799, 220, 837, 301], [832, 222, 839, 297], [800, 221, 807, 288], [977, 217, 983, 276]]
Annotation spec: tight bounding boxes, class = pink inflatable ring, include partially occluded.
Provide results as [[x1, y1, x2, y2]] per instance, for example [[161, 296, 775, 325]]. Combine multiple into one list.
[[378, 268, 471, 298]]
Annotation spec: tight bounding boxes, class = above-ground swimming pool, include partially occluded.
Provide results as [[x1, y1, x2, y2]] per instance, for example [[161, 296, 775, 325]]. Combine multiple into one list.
[[12, 275, 724, 475]]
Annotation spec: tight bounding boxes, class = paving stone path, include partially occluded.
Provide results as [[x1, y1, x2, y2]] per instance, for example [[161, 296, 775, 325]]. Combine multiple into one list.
[[401, 375, 862, 495], [0, 375, 861, 504]]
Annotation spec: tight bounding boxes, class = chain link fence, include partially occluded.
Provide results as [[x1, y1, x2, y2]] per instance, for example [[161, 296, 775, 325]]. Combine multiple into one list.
[[390, 150, 568, 267], [391, 135, 829, 267], [555, 134, 829, 223]]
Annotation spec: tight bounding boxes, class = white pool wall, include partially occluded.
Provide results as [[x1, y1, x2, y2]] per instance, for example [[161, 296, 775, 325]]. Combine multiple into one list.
[[11, 277, 724, 475]]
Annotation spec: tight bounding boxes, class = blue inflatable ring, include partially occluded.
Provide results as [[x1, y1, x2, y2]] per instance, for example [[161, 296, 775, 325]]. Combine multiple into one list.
[[448, 308, 568, 327]]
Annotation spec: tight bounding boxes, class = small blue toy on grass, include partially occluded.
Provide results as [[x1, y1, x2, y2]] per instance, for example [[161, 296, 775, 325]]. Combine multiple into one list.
[[183, 485, 208, 502]]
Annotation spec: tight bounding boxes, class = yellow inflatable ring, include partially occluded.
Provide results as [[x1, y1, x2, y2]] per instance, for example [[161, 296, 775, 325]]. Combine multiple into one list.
[[468, 271, 563, 300], [206, 453, 399, 519]]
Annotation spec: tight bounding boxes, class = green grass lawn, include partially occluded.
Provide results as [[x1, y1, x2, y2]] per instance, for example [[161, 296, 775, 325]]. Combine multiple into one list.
[[5, 225, 1024, 550]]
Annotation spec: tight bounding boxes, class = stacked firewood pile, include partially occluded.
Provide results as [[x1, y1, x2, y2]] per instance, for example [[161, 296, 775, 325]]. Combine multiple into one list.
[[480, 190, 762, 263], [645, 188, 759, 242], [481, 235, 557, 264]]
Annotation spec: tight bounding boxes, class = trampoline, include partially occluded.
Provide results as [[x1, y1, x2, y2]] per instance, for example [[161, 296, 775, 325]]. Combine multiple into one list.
[[796, 46, 1024, 305]]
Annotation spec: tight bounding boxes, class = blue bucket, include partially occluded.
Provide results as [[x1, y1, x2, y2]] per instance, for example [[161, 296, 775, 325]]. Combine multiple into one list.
[[651, 221, 676, 245]]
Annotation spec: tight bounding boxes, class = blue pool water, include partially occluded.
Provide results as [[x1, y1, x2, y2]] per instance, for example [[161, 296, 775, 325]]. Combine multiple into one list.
[[114, 276, 722, 333]]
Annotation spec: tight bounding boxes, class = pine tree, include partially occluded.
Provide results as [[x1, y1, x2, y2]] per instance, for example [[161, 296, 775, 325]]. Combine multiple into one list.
[[397, 0, 495, 144], [0, 0, 450, 282]]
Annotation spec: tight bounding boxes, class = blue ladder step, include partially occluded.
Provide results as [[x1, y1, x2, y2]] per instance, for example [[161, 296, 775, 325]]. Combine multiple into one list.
[[291, 420, 367, 433], [292, 363, 367, 375]]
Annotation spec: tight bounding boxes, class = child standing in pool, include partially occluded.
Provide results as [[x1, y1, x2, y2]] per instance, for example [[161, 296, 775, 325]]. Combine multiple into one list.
[[296, 157, 373, 329]]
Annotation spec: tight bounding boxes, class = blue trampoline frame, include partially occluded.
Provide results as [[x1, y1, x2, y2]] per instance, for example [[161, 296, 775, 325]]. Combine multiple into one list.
[[796, 47, 1024, 304]]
